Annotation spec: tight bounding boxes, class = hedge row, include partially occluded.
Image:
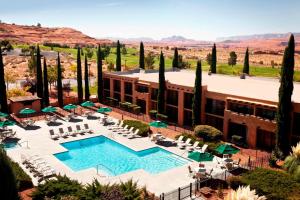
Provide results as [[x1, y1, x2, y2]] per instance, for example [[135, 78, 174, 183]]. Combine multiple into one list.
[[123, 120, 150, 137]]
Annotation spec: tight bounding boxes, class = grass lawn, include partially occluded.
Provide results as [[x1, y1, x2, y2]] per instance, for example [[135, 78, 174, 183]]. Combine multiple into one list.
[[13, 44, 300, 81]]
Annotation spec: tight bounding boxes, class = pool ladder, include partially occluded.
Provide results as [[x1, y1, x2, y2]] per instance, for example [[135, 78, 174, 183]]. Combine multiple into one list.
[[96, 163, 117, 177]]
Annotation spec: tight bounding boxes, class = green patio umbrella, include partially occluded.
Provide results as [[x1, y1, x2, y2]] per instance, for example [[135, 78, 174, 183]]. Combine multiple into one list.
[[81, 101, 95, 107], [19, 108, 36, 115], [149, 121, 167, 128], [42, 106, 57, 113], [0, 112, 8, 118], [63, 104, 78, 110], [0, 120, 16, 127], [188, 152, 214, 162], [215, 144, 240, 155], [97, 107, 112, 113]]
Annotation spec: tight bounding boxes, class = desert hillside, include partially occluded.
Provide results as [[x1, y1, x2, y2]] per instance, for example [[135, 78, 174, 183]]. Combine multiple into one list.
[[0, 23, 110, 46]]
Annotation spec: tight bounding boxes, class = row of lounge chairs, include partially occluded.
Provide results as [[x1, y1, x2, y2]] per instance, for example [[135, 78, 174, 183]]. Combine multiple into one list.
[[108, 121, 140, 139], [175, 136, 208, 152], [0, 128, 16, 141], [49, 124, 93, 140], [21, 154, 56, 183]]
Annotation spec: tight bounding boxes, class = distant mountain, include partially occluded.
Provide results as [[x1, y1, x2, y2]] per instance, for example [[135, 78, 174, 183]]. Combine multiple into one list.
[[160, 35, 196, 43], [0, 22, 110, 46], [217, 32, 300, 42], [106, 37, 155, 43]]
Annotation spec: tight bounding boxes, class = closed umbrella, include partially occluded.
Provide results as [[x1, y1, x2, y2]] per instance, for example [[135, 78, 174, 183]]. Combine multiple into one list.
[[188, 152, 214, 162], [215, 144, 240, 155], [81, 101, 95, 107], [97, 107, 112, 113], [149, 121, 167, 128]]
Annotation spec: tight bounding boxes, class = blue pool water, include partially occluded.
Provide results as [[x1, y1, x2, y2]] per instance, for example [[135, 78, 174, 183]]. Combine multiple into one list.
[[54, 136, 188, 176]]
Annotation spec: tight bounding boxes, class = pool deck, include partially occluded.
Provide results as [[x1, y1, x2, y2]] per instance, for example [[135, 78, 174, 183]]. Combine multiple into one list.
[[6, 113, 227, 196]]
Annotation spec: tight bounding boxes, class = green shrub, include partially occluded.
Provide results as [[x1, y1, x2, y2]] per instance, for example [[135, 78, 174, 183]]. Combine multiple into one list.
[[31, 175, 83, 200], [156, 113, 168, 121], [120, 179, 142, 200], [11, 161, 33, 191], [227, 176, 243, 190], [149, 110, 157, 118], [240, 168, 300, 200], [231, 135, 247, 147], [123, 120, 150, 137], [132, 106, 141, 114], [194, 125, 223, 141]]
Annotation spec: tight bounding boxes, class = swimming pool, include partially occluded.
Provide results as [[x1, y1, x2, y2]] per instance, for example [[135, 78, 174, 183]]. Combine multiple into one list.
[[54, 136, 188, 176]]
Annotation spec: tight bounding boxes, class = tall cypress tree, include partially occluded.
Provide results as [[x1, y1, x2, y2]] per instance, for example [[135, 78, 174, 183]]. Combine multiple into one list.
[[116, 40, 121, 71], [192, 60, 202, 127], [0, 50, 8, 113], [36, 45, 44, 104], [97, 45, 103, 102], [210, 43, 217, 73], [157, 51, 165, 114], [139, 42, 145, 69], [43, 57, 49, 107], [243, 48, 250, 74], [84, 55, 90, 101], [276, 34, 295, 155], [57, 53, 63, 107], [77, 47, 83, 104], [0, 149, 19, 200], [172, 47, 179, 68]]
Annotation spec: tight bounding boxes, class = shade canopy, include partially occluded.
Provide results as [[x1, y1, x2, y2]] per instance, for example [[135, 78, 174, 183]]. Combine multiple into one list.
[[63, 104, 78, 110], [215, 144, 240, 154], [19, 108, 36, 115], [0, 112, 8, 118], [81, 101, 95, 107], [42, 106, 57, 113], [149, 121, 167, 128], [188, 152, 214, 162], [0, 120, 16, 127], [97, 107, 112, 113]]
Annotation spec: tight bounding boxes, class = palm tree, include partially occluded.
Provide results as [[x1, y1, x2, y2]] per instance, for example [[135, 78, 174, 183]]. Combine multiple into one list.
[[226, 185, 266, 200], [120, 179, 142, 200], [284, 142, 300, 181]]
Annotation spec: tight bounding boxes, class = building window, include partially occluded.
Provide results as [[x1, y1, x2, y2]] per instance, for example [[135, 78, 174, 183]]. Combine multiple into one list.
[[124, 82, 132, 95], [256, 107, 276, 120], [184, 92, 193, 109], [151, 88, 158, 100], [205, 98, 225, 116], [293, 113, 300, 136], [256, 129, 275, 152], [151, 101, 157, 110], [205, 115, 224, 132], [124, 95, 132, 103], [136, 85, 149, 93], [114, 80, 121, 92], [228, 102, 254, 115], [184, 110, 192, 127], [113, 93, 120, 101], [104, 90, 110, 98], [166, 105, 178, 123], [167, 90, 178, 106], [103, 78, 110, 90]]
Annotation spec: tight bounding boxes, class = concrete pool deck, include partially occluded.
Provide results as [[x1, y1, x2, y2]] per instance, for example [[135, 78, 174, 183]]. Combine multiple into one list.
[[6, 113, 228, 195]]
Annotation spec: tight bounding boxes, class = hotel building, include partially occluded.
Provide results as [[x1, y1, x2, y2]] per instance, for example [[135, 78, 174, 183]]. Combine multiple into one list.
[[103, 69, 300, 150]]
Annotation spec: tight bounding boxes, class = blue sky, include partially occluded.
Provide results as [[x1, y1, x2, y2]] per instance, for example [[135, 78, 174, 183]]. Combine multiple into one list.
[[0, 0, 299, 40]]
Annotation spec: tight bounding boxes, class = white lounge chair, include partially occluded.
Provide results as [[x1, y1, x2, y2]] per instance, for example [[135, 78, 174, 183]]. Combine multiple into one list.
[[109, 121, 122, 130], [67, 126, 77, 137], [175, 136, 184, 145], [83, 124, 93, 133], [128, 129, 140, 139], [122, 127, 134, 136], [198, 144, 208, 153], [117, 125, 128, 134], [58, 128, 68, 138], [188, 141, 200, 152], [75, 125, 85, 134], [49, 129, 59, 140]]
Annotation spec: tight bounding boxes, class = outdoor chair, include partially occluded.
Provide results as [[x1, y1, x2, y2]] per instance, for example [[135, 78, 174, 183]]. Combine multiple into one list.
[[117, 125, 128, 134], [199, 144, 208, 153], [188, 141, 200, 152], [175, 136, 184, 145], [83, 124, 93, 133], [233, 158, 241, 168], [67, 126, 77, 137], [122, 127, 134, 136], [128, 129, 140, 139], [76, 125, 85, 134], [58, 128, 68, 138], [49, 129, 59, 140]]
